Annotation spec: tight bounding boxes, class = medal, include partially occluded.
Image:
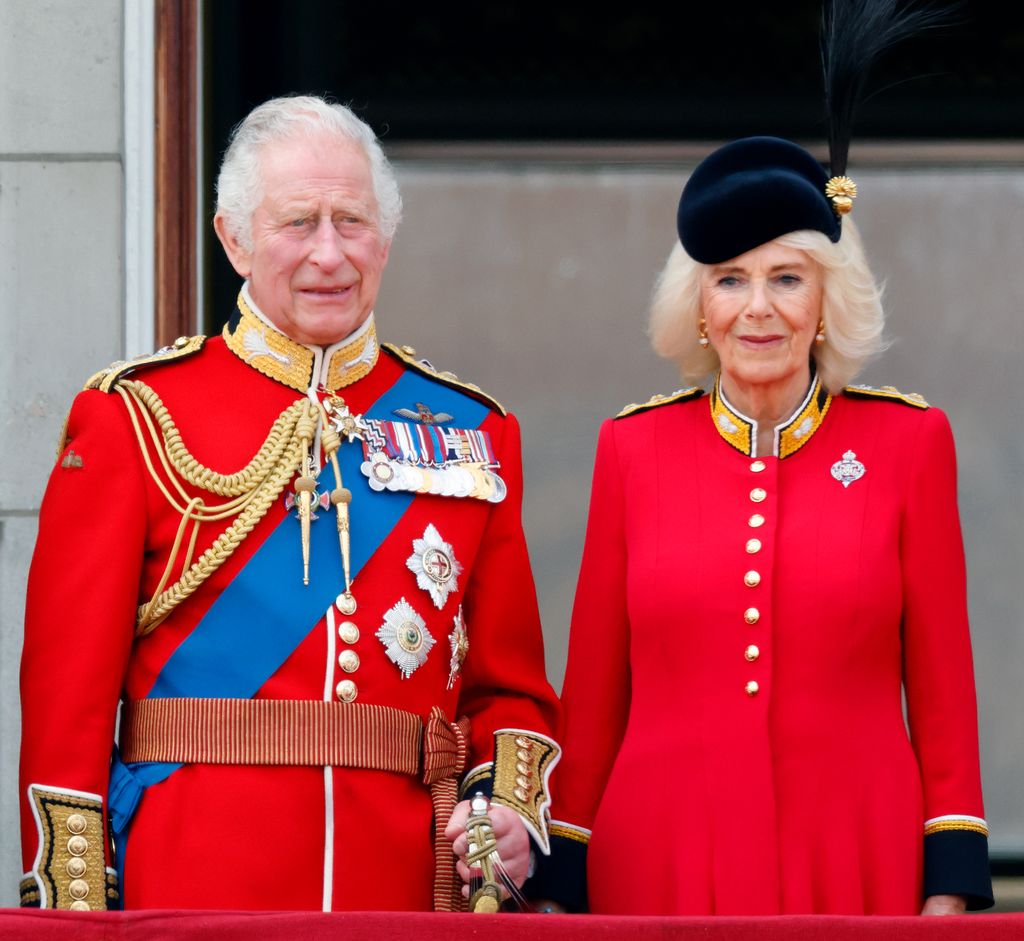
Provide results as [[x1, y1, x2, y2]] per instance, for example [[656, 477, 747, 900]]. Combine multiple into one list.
[[831, 450, 866, 488], [376, 598, 435, 678], [407, 524, 463, 609], [447, 605, 469, 690]]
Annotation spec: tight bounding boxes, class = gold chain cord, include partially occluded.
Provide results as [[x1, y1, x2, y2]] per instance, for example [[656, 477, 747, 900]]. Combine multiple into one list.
[[114, 380, 317, 636]]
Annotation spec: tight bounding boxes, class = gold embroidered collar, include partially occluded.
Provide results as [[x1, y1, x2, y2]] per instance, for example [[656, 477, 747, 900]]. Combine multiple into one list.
[[223, 290, 379, 393], [709, 372, 832, 459]]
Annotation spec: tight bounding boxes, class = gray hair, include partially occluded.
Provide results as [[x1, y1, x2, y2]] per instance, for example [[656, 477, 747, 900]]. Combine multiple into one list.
[[648, 219, 886, 393], [215, 95, 403, 250]]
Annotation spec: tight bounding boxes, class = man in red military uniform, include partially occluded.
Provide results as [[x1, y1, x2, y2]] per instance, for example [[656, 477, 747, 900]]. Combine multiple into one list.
[[20, 95, 559, 912]]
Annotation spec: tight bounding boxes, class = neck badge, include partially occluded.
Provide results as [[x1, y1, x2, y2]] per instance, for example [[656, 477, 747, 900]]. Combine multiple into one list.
[[376, 598, 435, 679], [407, 524, 463, 609], [831, 450, 866, 488], [447, 605, 469, 690]]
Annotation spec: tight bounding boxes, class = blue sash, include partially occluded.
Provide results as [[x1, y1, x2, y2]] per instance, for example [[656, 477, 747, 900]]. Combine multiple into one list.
[[109, 370, 490, 891]]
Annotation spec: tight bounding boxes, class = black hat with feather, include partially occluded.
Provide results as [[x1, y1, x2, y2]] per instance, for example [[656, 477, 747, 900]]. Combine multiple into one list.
[[676, 0, 953, 265]]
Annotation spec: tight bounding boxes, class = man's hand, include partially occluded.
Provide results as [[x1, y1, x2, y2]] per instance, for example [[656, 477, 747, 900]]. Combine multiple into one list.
[[445, 799, 531, 895], [921, 894, 968, 915]]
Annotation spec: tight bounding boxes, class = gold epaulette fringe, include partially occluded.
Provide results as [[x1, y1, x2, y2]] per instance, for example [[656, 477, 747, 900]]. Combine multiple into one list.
[[381, 343, 507, 416], [843, 384, 929, 409], [113, 378, 313, 636], [616, 387, 704, 419], [84, 336, 206, 393]]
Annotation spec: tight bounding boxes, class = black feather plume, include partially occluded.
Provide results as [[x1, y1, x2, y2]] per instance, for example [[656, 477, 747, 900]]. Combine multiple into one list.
[[822, 0, 957, 176]]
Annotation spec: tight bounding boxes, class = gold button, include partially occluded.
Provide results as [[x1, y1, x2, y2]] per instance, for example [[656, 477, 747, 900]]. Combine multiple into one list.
[[173, 335, 189, 349], [746, 538, 762, 554], [745, 680, 760, 696], [516, 748, 531, 762], [513, 787, 529, 802], [516, 761, 531, 775], [515, 736, 533, 749], [66, 814, 87, 835], [338, 621, 359, 644], [66, 857, 87, 879], [338, 649, 360, 673], [70, 901, 91, 912], [67, 836, 88, 857], [68, 879, 90, 901], [400, 345, 417, 356], [515, 774, 530, 788], [750, 460, 766, 473], [745, 644, 760, 662], [335, 679, 358, 703], [744, 607, 760, 625], [750, 488, 767, 503], [748, 514, 765, 528], [744, 570, 761, 588]]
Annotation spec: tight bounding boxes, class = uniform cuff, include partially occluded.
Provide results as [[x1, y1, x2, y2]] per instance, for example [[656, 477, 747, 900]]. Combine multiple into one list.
[[524, 825, 590, 912], [923, 829, 993, 910]]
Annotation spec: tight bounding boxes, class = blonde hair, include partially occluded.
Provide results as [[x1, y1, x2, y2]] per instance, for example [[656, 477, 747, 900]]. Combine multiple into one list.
[[648, 219, 885, 392]]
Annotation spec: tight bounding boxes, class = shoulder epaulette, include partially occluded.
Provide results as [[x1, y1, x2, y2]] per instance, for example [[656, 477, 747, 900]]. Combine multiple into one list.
[[381, 342, 507, 416], [615, 387, 704, 419], [84, 335, 206, 393], [843, 384, 929, 409]]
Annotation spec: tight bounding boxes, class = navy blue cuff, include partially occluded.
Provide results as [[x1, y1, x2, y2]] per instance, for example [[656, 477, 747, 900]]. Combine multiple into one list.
[[923, 830, 993, 910], [524, 832, 588, 912]]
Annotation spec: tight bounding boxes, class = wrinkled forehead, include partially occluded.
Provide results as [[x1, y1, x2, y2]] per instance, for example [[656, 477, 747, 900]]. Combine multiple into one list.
[[256, 131, 377, 208]]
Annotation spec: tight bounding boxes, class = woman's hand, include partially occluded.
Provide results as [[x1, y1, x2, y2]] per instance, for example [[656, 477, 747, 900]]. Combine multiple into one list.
[[445, 800, 531, 895], [921, 894, 968, 915]]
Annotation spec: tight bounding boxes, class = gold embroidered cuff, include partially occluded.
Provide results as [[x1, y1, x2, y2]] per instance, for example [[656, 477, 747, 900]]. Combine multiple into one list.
[[27, 785, 111, 910], [489, 729, 560, 855]]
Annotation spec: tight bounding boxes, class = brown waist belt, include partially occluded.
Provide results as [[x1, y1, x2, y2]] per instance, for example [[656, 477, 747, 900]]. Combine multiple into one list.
[[119, 698, 471, 911], [119, 698, 425, 772]]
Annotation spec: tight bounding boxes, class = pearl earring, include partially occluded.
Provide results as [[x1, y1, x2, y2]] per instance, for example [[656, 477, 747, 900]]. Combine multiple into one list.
[[698, 318, 709, 349]]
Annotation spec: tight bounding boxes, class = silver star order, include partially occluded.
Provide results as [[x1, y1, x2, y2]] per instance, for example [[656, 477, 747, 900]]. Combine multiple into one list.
[[406, 523, 463, 609], [376, 598, 435, 679]]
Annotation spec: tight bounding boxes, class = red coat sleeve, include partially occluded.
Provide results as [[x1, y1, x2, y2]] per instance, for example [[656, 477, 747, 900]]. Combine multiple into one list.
[[527, 419, 630, 907], [900, 407, 991, 908], [20, 389, 145, 909], [456, 412, 561, 849]]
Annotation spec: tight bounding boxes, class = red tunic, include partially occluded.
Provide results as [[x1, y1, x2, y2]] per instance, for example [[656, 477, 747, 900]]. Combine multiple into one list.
[[542, 377, 990, 915], [20, 303, 558, 911]]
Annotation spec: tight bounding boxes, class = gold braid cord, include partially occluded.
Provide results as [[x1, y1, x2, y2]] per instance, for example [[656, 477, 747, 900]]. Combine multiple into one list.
[[114, 380, 317, 636]]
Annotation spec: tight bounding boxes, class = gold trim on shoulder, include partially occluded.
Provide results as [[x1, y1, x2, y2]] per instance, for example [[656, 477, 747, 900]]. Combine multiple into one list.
[[490, 729, 561, 855], [27, 785, 111, 910], [615, 387, 704, 419], [844, 383, 929, 409], [778, 377, 833, 459], [84, 335, 206, 394], [381, 343, 507, 416]]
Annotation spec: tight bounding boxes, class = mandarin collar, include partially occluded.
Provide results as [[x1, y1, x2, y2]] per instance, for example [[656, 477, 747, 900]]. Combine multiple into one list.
[[222, 285, 379, 394], [709, 371, 832, 459]]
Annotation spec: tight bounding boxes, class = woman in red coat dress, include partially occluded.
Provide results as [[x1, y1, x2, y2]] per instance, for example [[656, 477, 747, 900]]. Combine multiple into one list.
[[529, 136, 993, 916]]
